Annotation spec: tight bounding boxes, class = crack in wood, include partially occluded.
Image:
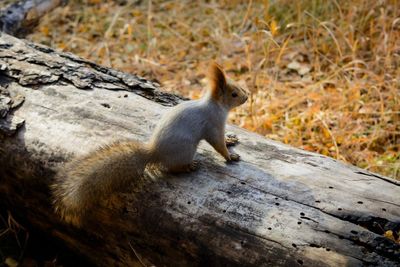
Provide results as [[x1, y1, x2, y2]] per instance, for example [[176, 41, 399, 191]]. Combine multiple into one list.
[[355, 171, 400, 186]]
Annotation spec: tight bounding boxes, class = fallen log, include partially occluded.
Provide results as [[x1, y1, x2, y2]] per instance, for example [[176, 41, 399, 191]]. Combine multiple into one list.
[[0, 32, 399, 267]]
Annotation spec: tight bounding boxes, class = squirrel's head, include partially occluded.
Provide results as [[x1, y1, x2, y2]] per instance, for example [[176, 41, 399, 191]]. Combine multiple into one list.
[[208, 62, 249, 110]]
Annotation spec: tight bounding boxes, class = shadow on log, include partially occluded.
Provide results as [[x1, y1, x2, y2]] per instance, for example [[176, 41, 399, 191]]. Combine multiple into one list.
[[0, 32, 399, 266]]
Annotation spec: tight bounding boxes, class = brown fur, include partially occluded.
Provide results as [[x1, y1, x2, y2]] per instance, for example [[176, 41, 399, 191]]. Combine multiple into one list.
[[52, 141, 150, 226], [209, 62, 227, 99]]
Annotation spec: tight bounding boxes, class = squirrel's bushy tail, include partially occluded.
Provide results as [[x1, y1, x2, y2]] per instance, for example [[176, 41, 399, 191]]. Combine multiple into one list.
[[51, 141, 151, 226]]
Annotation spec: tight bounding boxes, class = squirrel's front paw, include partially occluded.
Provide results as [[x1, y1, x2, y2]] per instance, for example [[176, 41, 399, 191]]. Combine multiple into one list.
[[226, 133, 239, 147], [229, 153, 240, 162]]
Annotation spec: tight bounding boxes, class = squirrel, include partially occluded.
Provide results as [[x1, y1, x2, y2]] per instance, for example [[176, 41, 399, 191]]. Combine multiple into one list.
[[52, 63, 249, 226]]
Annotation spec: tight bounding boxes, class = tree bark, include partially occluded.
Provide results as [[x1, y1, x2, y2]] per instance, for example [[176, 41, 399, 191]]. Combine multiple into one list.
[[0, 32, 399, 267], [0, 0, 68, 37]]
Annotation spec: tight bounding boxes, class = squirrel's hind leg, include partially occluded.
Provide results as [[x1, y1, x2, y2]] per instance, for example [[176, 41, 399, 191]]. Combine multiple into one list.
[[159, 143, 198, 173]]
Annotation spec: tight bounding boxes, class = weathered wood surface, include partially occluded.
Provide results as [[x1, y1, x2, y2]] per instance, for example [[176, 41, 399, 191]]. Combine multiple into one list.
[[0, 32, 399, 267], [0, 0, 67, 37]]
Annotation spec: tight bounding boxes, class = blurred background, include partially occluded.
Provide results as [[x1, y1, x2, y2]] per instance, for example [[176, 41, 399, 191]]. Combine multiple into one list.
[[27, 0, 400, 180]]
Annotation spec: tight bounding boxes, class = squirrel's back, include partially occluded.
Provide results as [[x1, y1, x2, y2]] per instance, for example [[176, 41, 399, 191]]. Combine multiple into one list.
[[148, 98, 224, 169], [151, 99, 207, 144]]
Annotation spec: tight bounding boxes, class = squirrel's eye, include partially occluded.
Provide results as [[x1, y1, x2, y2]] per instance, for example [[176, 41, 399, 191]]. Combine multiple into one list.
[[232, 92, 238, 97]]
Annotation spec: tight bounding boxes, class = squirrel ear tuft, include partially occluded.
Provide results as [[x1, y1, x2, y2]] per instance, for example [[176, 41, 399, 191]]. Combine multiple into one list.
[[208, 62, 227, 97]]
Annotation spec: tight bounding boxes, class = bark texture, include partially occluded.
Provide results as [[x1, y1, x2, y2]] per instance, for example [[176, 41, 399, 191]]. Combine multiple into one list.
[[0, 33, 399, 267]]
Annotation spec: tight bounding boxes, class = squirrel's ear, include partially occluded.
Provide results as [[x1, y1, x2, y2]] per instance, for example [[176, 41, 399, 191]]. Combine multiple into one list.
[[208, 62, 227, 97]]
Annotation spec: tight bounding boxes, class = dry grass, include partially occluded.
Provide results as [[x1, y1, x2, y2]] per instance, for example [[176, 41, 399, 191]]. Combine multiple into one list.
[[28, 0, 400, 179]]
